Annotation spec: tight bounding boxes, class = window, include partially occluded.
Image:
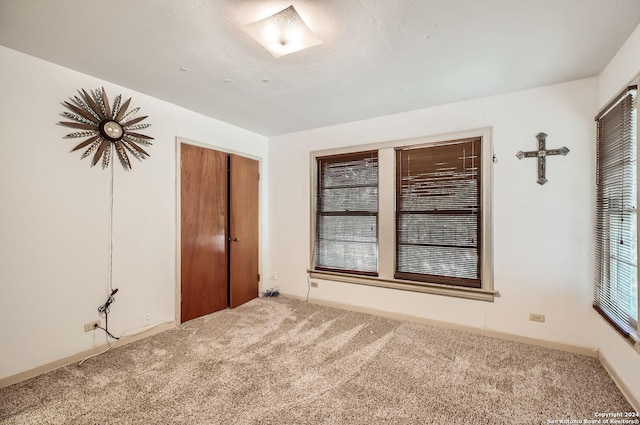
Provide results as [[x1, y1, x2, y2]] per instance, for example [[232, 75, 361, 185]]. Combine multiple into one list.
[[315, 151, 378, 275], [594, 85, 639, 339], [396, 138, 481, 288], [311, 129, 493, 301]]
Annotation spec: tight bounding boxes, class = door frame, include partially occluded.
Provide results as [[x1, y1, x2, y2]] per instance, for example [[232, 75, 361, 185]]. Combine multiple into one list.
[[175, 137, 263, 322]]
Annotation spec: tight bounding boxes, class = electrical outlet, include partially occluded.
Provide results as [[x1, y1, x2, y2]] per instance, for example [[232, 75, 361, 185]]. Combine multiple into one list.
[[310, 281, 318, 288], [143, 314, 150, 325], [270, 272, 278, 280], [529, 313, 545, 323], [84, 320, 100, 332]]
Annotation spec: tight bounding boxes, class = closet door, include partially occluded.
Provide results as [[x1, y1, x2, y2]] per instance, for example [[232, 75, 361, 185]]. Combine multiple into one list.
[[180, 144, 228, 322], [229, 154, 259, 308]]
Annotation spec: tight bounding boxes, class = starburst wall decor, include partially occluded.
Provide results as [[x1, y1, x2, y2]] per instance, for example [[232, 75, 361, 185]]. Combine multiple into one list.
[[59, 88, 153, 170]]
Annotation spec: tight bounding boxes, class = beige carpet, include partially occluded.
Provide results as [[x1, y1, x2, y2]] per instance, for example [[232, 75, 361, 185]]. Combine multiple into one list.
[[0, 297, 632, 424]]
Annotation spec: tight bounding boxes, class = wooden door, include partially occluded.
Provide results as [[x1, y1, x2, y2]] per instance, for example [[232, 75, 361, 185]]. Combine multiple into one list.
[[229, 154, 259, 308], [180, 144, 228, 322]]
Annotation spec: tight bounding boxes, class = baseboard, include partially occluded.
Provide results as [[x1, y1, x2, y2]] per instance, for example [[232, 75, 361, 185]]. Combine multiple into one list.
[[282, 294, 598, 357], [0, 322, 175, 389], [599, 353, 640, 412]]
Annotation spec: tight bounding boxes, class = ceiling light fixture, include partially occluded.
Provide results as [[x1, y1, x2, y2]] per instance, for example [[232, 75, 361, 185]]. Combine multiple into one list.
[[241, 5, 322, 58]]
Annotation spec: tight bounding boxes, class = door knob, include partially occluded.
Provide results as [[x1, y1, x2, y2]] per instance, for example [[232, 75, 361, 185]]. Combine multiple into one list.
[[230, 237, 240, 242]]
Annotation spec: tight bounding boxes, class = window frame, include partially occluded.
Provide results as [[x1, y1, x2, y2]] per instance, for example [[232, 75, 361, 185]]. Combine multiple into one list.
[[314, 151, 379, 276], [395, 138, 483, 288], [309, 127, 494, 302], [594, 82, 640, 341]]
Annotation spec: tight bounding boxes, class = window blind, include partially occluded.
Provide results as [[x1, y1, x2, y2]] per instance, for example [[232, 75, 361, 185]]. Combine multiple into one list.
[[396, 138, 481, 288], [315, 151, 378, 275], [594, 86, 638, 339]]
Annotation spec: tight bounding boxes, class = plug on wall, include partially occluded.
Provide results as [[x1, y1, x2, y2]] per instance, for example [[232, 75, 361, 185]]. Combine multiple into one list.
[[84, 320, 101, 332], [529, 313, 545, 323]]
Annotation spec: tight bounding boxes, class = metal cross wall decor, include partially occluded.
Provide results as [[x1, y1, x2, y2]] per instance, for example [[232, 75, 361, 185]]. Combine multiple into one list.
[[516, 132, 569, 185]]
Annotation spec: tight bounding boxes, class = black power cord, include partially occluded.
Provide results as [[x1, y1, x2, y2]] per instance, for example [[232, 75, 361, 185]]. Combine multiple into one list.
[[263, 287, 280, 297], [97, 288, 120, 340]]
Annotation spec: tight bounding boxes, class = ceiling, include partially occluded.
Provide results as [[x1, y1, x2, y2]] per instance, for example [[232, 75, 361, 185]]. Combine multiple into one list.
[[1, 0, 640, 137]]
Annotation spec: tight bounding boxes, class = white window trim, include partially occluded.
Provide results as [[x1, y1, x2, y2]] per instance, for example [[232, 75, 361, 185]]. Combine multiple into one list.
[[309, 127, 495, 302], [635, 76, 640, 342], [593, 77, 640, 348]]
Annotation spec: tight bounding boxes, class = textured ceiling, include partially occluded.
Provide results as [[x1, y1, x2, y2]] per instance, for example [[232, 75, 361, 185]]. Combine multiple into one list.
[[1, 0, 640, 136]]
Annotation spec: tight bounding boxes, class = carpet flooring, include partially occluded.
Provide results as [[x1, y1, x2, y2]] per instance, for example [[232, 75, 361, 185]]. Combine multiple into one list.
[[0, 297, 633, 424]]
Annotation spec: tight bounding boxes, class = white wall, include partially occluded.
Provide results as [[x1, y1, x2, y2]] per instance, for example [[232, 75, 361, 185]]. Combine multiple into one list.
[[0, 46, 268, 380], [4, 20, 639, 399], [596, 23, 640, 406], [268, 77, 598, 349]]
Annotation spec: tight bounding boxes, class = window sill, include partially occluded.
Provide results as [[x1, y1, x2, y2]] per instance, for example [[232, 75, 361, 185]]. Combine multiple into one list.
[[602, 317, 640, 354], [626, 326, 640, 352], [308, 269, 496, 302]]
